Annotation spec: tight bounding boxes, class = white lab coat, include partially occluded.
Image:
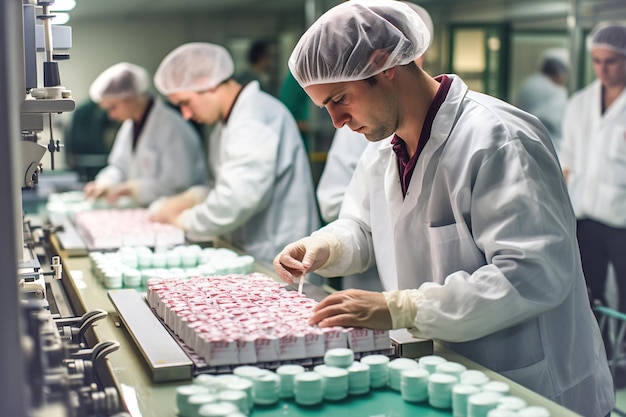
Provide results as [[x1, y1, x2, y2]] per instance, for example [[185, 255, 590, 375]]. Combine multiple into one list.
[[515, 73, 568, 154], [315, 75, 614, 417], [178, 81, 320, 265], [560, 79, 626, 228], [95, 98, 206, 206], [317, 126, 382, 291], [317, 126, 369, 222]]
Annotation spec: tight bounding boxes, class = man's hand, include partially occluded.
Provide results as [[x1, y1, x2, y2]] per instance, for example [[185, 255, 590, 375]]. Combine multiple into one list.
[[84, 181, 108, 200], [308, 289, 392, 330], [273, 236, 332, 284], [105, 182, 136, 204], [149, 194, 196, 224]]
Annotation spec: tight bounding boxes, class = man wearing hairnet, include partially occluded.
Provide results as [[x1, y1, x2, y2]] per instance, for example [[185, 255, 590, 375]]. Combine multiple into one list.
[[273, 1, 614, 415], [84, 62, 206, 206], [316, 1, 434, 293], [150, 43, 319, 265], [560, 23, 626, 360], [515, 49, 569, 155]]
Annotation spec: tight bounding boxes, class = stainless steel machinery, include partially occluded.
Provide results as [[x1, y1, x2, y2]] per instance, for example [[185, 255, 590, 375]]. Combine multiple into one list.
[[0, 2, 123, 416]]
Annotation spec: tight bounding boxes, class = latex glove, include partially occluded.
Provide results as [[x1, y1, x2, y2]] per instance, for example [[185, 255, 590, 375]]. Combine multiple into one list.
[[149, 192, 197, 224], [308, 289, 393, 330], [273, 233, 341, 284], [384, 289, 422, 330], [105, 181, 137, 204], [84, 181, 109, 200]]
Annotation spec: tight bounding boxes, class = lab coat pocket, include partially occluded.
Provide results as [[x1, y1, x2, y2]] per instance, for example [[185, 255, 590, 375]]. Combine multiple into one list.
[[426, 222, 486, 283], [608, 124, 626, 164], [139, 148, 158, 177], [500, 357, 555, 400]]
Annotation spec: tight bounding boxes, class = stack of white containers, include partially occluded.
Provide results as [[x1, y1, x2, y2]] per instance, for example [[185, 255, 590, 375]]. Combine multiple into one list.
[[405, 355, 552, 417], [89, 246, 255, 289], [293, 371, 323, 405], [360, 354, 390, 388], [275, 364, 305, 398], [174, 350, 553, 416]]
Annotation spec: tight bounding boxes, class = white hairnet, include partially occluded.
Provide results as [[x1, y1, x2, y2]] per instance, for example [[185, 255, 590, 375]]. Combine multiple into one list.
[[403, 2, 434, 48], [154, 43, 234, 95], [288, 0, 431, 88], [540, 48, 569, 67], [89, 62, 150, 103], [589, 22, 626, 57]]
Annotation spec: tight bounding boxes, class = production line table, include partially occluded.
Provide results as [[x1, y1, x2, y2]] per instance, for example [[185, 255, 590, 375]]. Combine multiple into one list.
[[50, 238, 582, 417]]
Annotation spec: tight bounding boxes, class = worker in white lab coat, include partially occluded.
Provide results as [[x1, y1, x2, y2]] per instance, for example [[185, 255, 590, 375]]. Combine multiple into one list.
[[316, 2, 434, 292], [84, 62, 206, 206], [150, 43, 319, 265], [515, 49, 569, 154], [273, 2, 614, 416], [317, 126, 370, 223], [561, 24, 626, 316]]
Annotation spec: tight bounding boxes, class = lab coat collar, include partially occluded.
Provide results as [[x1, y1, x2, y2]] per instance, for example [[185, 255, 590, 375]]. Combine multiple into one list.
[[600, 80, 626, 122], [377, 75, 469, 223], [377, 75, 468, 160], [401, 75, 467, 213], [224, 81, 261, 124], [378, 137, 403, 225]]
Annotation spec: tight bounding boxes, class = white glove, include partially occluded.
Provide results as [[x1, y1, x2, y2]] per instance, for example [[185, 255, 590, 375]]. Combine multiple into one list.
[[273, 232, 343, 284]]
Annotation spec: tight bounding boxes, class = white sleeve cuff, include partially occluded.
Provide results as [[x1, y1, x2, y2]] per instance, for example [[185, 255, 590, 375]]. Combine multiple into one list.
[[384, 289, 423, 330]]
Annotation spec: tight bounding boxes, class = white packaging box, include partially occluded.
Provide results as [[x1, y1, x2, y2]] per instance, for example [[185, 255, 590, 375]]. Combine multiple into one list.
[[373, 330, 391, 351], [165, 304, 184, 330], [122, 232, 155, 248], [201, 337, 239, 366], [92, 234, 123, 250], [277, 333, 306, 360], [145, 286, 156, 307], [255, 335, 279, 362], [304, 329, 325, 358], [323, 327, 348, 350], [180, 315, 199, 343], [237, 336, 258, 364], [187, 321, 205, 353], [346, 328, 375, 352], [155, 229, 186, 248]]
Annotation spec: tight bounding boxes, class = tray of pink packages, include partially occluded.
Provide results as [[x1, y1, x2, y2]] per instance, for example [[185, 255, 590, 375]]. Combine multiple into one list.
[[146, 273, 392, 373], [73, 208, 186, 250]]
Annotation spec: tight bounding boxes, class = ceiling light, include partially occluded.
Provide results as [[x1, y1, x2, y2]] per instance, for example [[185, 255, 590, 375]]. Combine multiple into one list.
[[50, 0, 76, 11], [51, 12, 70, 25]]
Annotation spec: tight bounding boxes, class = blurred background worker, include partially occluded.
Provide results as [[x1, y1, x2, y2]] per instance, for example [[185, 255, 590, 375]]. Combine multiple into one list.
[[316, 1, 434, 292], [150, 43, 319, 265], [235, 39, 278, 96], [561, 24, 626, 322], [273, 2, 614, 415], [515, 49, 569, 155], [84, 62, 207, 206], [64, 99, 119, 182]]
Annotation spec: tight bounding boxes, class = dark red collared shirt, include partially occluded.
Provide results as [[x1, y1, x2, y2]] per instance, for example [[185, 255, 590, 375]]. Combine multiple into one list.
[[391, 74, 452, 197], [132, 97, 155, 151]]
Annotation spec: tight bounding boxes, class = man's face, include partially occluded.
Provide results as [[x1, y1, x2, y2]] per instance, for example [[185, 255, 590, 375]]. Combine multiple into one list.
[[304, 76, 398, 142], [168, 89, 221, 125], [99, 97, 134, 122], [592, 47, 626, 88]]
